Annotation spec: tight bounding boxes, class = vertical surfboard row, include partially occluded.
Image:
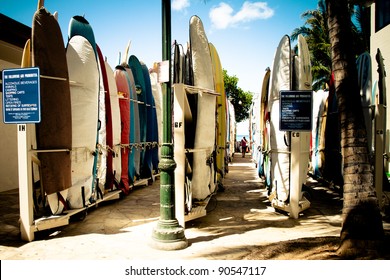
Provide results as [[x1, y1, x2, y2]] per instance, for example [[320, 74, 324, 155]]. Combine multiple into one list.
[[309, 52, 374, 189], [256, 34, 312, 213], [254, 35, 382, 210], [24, 8, 161, 214], [172, 15, 234, 209], [268, 35, 292, 203]]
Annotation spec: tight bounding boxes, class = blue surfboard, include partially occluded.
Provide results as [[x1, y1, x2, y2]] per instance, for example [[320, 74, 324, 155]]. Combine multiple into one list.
[[128, 55, 148, 177], [125, 67, 141, 178], [141, 62, 158, 177], [122, 66, 137, 184]]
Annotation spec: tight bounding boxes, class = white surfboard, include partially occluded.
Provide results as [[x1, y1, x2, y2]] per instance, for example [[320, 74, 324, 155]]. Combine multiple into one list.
[[66, 35, 99, 209], [105, 61, 122, 185], [190, 15, 216, 200], [268, 35, 291, 202], [227, 100, 236, 162], [150, 71, 163, 160], [295, 34, 312, 194], [96, 50, 107, 197], [311, 89, 328, 177], [283, 34, 313, 217]]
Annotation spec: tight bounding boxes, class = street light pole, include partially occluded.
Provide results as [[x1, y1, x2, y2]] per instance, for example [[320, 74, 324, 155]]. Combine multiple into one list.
[[150, 0, 187, 250]]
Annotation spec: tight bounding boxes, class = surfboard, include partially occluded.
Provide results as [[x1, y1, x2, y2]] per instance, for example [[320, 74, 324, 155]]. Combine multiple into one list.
[[209, 43, 226, 190], [96, 44, 108, 197], [281, 34, 312, 216], [190, 15, 217, 200], [174, 42, 180, 83], [37, 0, 44, 10], [268, 35, 291, 202], [32, 8, 72, 214], [21, 38, 45, 213], [311, 89, 328, 178], [104, 59, 122, 189], [261, 68, 272, 188], [141, 62, 159, 174], [259, 68, 271, 179], [124, 66, 141, 179], [172, 43, 196, 212], [140, 62, 155, 178], [225, 97, 231, 165], [184, 43, 193, 86], [374, 48, 387, 206], [121, 66, 137, 184], [250, 97, 260, 169], [150, 71, 163, 164], [227, 99, 236, 163], [357, 52, 373, 154], [21, 39, 32, 67], [173, 41, 197, 179], [114, 66, 131, 194], [96, 45, 112, 190], [66, 35, 99, 208], [68, 15, 101, 202], [315, 88, 329, 178], [68, 16, 97, 57], [323, 73, 343, 187], [294, 34, 312, 194], [173, 41, 186, 84], [128, 55, 148, 177]]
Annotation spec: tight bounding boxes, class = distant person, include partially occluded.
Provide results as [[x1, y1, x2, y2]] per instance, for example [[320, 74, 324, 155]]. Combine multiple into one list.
[[240, 137, 248, 158]]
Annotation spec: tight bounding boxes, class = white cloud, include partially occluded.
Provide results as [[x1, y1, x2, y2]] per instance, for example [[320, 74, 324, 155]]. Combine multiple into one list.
[[209, 1, 274, 30], [172, 0, 190, 11], [209, 3, 233, 29]]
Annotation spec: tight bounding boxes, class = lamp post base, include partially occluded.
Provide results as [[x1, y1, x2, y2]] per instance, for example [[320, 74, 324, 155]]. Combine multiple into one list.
[[150, 219, 188, 250]]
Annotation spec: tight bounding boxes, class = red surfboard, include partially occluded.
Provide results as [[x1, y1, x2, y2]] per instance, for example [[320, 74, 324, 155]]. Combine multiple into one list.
[[114, 66, 131, 194]]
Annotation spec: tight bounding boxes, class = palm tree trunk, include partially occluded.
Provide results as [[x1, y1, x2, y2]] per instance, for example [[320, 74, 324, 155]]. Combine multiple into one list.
[[326, 0, 384, 257]]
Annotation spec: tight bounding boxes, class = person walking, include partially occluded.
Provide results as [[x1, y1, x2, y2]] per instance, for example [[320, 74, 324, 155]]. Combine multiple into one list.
[[241, 137, 248, 158]]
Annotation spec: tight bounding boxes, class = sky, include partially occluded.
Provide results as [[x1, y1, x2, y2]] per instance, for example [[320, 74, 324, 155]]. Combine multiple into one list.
[[1, 0, 319, 134]]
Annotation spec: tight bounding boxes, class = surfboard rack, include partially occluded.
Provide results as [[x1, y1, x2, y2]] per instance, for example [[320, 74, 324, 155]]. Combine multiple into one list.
[[182, 84, 221, 97], [33, 179, 150, 236], [173, 83, 218, 227], [271, 196, 311, 215], [33, 189, 122, 232], [268, 132, 311, 218], [32, 148, 71, 153], [40, 74, 84, 89], [17, 123, 140, 241]]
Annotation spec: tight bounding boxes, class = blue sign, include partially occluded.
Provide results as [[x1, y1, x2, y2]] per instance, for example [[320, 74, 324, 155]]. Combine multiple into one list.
[[2, 67, 41, 124], [280, 90, 312, 131]]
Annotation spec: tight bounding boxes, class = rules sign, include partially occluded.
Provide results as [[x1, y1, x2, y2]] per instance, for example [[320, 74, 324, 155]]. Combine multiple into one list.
[[2, 67, 41, 124], [279, 90, 312, 131]]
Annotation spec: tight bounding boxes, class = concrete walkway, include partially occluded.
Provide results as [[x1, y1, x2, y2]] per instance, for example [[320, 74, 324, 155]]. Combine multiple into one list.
[[0, 153, 373, 260]]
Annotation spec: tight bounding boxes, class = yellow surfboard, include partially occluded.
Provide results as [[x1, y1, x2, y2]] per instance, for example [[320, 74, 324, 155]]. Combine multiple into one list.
[[209, 43, 227, 190]]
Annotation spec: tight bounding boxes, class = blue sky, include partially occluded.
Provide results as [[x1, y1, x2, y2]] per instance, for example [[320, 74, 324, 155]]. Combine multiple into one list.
[[2, 0, 319, 133]]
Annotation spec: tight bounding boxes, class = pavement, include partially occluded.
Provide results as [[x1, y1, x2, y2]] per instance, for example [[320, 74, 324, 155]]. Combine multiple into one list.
[[0, 153, 387, 260]]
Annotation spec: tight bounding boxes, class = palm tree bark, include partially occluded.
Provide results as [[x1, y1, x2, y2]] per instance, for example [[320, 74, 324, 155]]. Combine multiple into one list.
[[326, 0, 384, 257]]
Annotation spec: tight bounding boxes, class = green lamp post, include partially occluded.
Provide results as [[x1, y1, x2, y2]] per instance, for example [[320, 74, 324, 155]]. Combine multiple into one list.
[[150, 0, 188, 250]]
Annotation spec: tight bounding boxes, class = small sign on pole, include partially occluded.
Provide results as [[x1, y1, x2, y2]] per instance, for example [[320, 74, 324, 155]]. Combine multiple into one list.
[[2, 67, 41, 124], [280, 90, 312, 131]]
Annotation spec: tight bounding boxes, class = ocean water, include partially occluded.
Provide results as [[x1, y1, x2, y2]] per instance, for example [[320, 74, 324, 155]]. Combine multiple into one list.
[[236, 134, 249, 142]]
